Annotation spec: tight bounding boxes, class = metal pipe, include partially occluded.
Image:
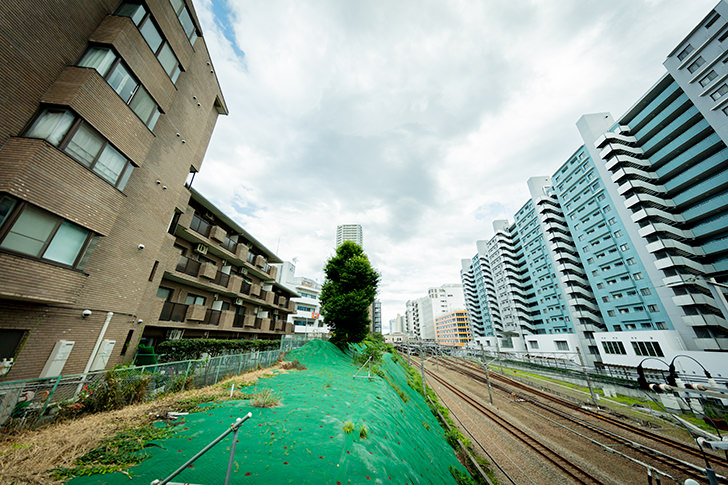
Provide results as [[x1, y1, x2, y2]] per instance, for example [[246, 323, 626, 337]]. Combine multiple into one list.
[[153, 413, 252, 485]]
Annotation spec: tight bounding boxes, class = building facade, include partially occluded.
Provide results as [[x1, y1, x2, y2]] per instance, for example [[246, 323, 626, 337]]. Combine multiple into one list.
[[335, 224, 363, 247], [275, 261, 327, 335], [0, 0, 295, 381], [435, 310, 471, 346], [140, 189, 297, 346], [462, 1, 728, 376]]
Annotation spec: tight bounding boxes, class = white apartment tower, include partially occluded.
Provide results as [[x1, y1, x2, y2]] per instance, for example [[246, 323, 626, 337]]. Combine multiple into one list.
[[336, 224, 364, 247]]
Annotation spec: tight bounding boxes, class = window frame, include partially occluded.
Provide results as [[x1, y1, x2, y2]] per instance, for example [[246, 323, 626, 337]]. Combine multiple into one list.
[[0, 195, 95, 270], [25, 108, 135, 191], [78, 45, 162, 130]]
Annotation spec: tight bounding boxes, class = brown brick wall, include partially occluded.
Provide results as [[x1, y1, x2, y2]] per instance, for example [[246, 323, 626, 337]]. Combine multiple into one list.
[[0, 254, 87, 305], [0, 137, 124, 235], [90, 15, 176, 111], [41, 67, 154, 166], [0, 0, 117, 150]]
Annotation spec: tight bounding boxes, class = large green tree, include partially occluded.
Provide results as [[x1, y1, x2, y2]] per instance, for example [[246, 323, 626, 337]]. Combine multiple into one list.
[[320, 241, 379, 347]]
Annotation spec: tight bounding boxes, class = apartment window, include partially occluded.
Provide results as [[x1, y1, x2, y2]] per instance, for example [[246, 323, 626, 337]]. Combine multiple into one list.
[[619, 243, 629, 251], [116, 2, 182, 82], [614, 230, 623, 237], [185, 294, 206, 305], [705, 11, 720, 29], [607, 310, 615, 317], [597, 282, 604, 289], [648, 304, 659, 312], [156, 286, 173, 299], [640, 288, 651, 296], [603, 205, 611, 213], [555, 340, 569, 351], [26, 108, 134, 190], [169, 0, 199, 44], [626, 258, 636, 265], [602, 296, 610, 302], [656, 322, 666, 329], [631, 341, 664, 357], [688, 56, 706, 74], [711, 84, 728, 101], [700, 70, 718, 87], [677, 44, 694, 61], [528, 340, 539, 349], [602, 341, 626, 355], [0, 195, 95, 269], [78, 46, 162, 130], [619, 308, 629, 314], [634, 272, 643, 280]]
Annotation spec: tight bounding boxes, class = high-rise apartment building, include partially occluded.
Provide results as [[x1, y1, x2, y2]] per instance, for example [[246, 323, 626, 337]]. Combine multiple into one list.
[[371, 300, 382, 333], [462, 1, 728, 375], [0, 0, 258, 381], [335, 224, 363, 247]]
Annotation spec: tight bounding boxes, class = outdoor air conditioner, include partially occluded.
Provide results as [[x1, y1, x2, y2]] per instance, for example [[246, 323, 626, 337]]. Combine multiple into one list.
[[195, 243, 208, 255], [235, 298, 244, 306]]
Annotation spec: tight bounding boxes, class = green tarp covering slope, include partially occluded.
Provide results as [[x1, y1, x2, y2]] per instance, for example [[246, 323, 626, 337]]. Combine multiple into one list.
[[71, 339, 464, 484]]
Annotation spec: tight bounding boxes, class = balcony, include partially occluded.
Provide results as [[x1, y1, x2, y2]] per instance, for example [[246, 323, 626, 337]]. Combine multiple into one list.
[[240, 280, 252, 295], [212, 270, 231, 288], [233, 312, 246, 328], [176, 256, 201, 277], [198, 261, 218, 280], [638, 222, 694, 240], [221, 236, 237, 253], [202, 309, 222, 326], [605, 153, 650, 171], [190, 214, 212, 237], [159, 301, 188, 322]]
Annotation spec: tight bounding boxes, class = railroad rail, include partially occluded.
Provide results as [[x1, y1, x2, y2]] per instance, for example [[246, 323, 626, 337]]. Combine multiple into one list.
[[433, 355, 728, 483], [425, 367, 606, 485]]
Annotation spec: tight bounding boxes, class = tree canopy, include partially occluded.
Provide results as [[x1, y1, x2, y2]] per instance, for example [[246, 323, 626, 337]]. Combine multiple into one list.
[[320, 241, 379, 347]]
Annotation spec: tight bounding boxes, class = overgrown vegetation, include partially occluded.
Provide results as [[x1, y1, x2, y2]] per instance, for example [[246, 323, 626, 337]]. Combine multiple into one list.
[[342, 421, 355, 434], [50, 423, 174, 480], [156, 338, 280, 362], [319, 241, 380, 348], [251, 389, 280, 408]]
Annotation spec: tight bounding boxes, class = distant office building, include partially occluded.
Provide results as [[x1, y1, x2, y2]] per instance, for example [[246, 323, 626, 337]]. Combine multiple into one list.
[[336, 224, 363, 247], [405, 284, 464, 340], [435, 311, 471, 346], [389, 313, 406, 334], [371, 300, 382, 333]]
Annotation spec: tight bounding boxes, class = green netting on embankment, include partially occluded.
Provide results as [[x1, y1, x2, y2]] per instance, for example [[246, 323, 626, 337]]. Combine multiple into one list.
[[71, 339, 464, 484]]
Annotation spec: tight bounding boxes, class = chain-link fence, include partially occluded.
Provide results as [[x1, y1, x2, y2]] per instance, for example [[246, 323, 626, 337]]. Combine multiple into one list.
[[0, 334, 325, 433]]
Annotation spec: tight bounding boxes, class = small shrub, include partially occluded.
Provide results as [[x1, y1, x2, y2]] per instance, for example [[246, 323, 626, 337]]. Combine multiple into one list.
[[359, 425, 368, 439], [251, 389, 279, 408], [342, 421, 355, 434]]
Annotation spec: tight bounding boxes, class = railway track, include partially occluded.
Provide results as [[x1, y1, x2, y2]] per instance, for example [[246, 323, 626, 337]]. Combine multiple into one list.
[[434, 355, 728, 483], [425, 367, 606, 484]]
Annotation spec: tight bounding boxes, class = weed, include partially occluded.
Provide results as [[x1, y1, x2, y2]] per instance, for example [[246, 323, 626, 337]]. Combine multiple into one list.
[[251, 389, 280, 408], [342, 421, 355, 434], [50, 423, 174, 480], [359, 425, 368, 439]]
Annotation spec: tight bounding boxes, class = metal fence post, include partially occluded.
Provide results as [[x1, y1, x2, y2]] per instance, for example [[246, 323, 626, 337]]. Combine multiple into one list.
[[33, 375, 61, 430]]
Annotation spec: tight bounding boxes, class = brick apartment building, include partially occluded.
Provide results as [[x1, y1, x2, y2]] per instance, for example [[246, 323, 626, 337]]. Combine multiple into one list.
[[140, 188, 298, 345], [0, 0, 292, 382]]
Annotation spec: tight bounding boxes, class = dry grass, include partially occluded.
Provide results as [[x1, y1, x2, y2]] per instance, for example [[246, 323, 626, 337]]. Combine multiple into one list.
[[0, 365, 284, 485]]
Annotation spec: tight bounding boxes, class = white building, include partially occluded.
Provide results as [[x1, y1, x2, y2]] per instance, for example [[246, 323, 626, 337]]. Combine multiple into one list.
[[405, 284, 466, 341], [275, 262, 327, 335], [336, 224, 363, 247]]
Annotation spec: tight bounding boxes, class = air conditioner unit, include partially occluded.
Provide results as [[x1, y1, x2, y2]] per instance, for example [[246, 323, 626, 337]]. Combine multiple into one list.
[[235, 298, 243, 306], [195, 243, 208, 255]]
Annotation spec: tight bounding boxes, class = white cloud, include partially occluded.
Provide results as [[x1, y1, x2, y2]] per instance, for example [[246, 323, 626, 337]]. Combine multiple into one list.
[[193, 0, 715, 326]]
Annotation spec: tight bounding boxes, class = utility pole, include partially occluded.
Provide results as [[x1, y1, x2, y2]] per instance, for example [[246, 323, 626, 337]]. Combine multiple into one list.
[[406, 335, 411, 366], [480, 343, 494, 405], [419, 339, 426, 397], [577, 348, 599, 408]]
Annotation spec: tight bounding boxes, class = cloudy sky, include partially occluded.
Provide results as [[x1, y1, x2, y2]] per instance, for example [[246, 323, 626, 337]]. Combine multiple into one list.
[[191, 0, 714, 330]]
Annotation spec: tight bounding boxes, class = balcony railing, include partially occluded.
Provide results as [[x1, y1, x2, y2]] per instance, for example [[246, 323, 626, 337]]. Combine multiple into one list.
[[190, 213, 212, 237], [268, 320, 277, 331], [246, 252, 256, 264], [202, 309, 221, 326], [233, 312, 245, 328], [160, 301, 188, 322], [254, 317, 263, 329], [176, 256, 201, 277], [221, 236, 236, 252], [213, 271, 230, 288], [241, 280, 252, 295]]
